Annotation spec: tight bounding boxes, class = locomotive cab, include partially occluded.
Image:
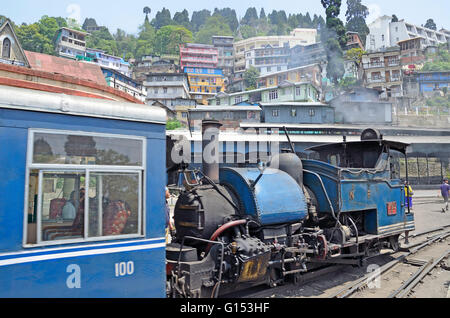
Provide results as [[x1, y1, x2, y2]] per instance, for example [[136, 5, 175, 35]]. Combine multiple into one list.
[[302, 129, 414, 251]]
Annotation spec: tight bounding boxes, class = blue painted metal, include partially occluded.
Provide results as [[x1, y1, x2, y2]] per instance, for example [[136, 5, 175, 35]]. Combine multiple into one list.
[[220, 167, 308, 225], [302, 158, 415, 236], [0, 107, 167, 297]]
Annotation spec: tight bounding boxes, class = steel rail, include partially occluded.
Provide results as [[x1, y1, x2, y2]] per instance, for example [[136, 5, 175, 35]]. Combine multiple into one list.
[[394, 249, 450, 298], [329, 229, 450, 298], [388, 259, 432, 298]]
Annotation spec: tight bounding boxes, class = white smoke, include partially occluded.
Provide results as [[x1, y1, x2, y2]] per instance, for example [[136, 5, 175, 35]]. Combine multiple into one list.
[[366, 3, 382, 24]]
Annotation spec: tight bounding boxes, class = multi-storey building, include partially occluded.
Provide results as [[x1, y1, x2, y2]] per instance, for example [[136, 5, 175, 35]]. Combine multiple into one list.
[[233, 28, 317, 77], [288, 42, 327, 69], [132, 55, 179, 83], [209, 80, 321, 106], [184, 67, 226, 105], [257, 63, 322, 91], [179, 43, 218, 70], [260, 102, 334, 124], [345, 31, 365, 50], [84, 48, 131, 77], [189, 105, 261, 129], [362, 47, 403, 99], [246, 43, 290, 75], [102, 67, 146, 102], [144, 72, 191, 106], [55, 27, 88, 60], [212, 36, 234, 77], [365, 16, 450, 52], [397, 37, 429, 68]]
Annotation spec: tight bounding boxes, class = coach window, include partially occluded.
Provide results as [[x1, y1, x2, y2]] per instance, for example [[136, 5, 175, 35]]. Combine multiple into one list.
[[25, 130, 145, 246]]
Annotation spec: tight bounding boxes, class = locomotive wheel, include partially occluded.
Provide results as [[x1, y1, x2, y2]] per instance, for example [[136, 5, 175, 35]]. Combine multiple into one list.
[[389, 235, 400, 252]]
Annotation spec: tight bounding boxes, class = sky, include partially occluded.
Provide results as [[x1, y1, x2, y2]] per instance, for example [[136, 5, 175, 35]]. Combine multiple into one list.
[[2, 0, 449, 35]]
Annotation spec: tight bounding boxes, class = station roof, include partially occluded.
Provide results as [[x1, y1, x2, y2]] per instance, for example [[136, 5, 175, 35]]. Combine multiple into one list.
[[306, 139, 410, 154], [190, 105, 261, 112], [167, 129, 450, 145]]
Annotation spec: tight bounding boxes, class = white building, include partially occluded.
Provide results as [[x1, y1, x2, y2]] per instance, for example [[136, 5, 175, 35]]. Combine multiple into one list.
[[366, 16, 450, 52], [86, 48, 131, 77], [55, 27, 88, 59], [102, 67, 147, 102], [233, 28, 317, 74]]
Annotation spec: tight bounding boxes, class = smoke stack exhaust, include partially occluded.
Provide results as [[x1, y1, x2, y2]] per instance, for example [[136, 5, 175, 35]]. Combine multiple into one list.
[[202, 120, 222, 182]]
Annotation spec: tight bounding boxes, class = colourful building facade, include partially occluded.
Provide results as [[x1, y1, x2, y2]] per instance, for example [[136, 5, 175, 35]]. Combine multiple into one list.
[[179, 43, 218, 70], [184, 67, 225, 105]]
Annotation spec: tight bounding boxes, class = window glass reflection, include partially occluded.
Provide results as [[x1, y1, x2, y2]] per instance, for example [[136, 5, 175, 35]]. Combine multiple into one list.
[[33, 133, 143, 166]]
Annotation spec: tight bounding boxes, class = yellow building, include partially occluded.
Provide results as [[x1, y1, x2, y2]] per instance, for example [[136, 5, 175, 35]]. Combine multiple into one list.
[[184, 67, 226, 105], [257, 63, 322, 89]]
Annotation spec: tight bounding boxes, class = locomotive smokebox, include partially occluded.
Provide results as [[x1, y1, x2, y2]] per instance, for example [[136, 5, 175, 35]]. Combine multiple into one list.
[[202, 120, 222, 182]]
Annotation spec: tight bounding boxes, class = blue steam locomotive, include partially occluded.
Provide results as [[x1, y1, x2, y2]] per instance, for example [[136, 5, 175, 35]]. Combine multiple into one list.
[[167, 120, 414, 297], [0, 85, 414, 298]]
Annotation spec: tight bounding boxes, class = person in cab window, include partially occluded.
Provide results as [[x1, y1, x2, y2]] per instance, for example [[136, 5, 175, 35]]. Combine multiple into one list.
[[62, 191, 77, 220]]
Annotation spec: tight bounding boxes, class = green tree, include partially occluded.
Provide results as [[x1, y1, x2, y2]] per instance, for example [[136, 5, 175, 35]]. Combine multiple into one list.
[[345, 47, 365, 64], [345, 0, 369, 45], [134, 18, 156, 59], [240, 25, 257, 39], [321, 0, 347, 84], [86, 27, 118, 55], [213, 8, 239, 32], [422, 44, 450, 71], [194, 15, 232, 44], [82, 18, 97, 31], [191, 10, 211, 32], [391, 15, 399, 22], [114, 29, 137, 60], [15, 15, 67, 55], [241, 7, 259, 26], [166, 119, 182, 130], [243, 66, 260, 90], [338, 76, 358, 90], [143, 7, 151, 23], [154, 25, 192, 55], [151, 7, 172, 29], [259, 8, 266, 20], [424, 18, 437, 30], [173, 9, 191, 30]]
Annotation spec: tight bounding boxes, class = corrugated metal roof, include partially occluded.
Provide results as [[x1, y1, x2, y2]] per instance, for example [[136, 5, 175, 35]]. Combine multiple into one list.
[[167, 130, 450, 144], [191, 105, 261, 112], [260, 102, 329, 107], [24, 51, 107, 86], [0, 85, 166, 124]]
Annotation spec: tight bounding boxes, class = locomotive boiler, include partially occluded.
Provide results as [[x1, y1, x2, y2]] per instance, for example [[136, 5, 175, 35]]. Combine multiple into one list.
[[166, 120, 414, 298]]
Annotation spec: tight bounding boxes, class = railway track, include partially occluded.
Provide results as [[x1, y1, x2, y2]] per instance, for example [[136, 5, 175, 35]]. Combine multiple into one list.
[[329, 227, 450, 298], [228, 225, 450, 298]]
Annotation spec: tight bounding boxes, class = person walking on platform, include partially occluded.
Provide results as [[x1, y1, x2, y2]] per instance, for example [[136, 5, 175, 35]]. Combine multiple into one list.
[[440, 178, 450, 213], [404, 180, 414, 211]]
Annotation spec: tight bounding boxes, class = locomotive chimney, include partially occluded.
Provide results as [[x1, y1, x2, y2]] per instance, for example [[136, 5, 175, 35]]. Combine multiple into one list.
[[202, 119, 222, 182]]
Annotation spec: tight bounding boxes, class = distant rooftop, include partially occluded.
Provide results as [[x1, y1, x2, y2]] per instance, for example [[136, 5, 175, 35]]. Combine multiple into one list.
[[24, 50, 106, 86]]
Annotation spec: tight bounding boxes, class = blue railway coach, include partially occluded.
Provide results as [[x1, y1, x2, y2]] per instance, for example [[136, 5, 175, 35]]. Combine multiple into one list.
[[0, 85, 167, 297]]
